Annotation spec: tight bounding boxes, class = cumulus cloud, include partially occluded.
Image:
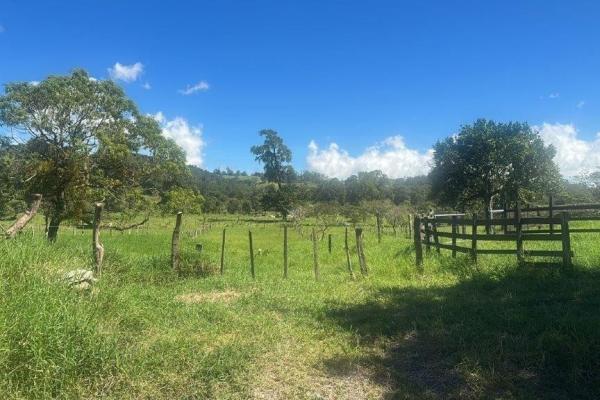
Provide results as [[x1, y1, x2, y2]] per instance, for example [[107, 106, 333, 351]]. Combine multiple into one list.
[[178, 81, 210, 95], [152, 112, 205, 166], [577, 100, 585, 109], [535, 122, 600, 177], [142, 82, 151, 90], [307, 136, 433, 179], [108, 62, 144, 82]]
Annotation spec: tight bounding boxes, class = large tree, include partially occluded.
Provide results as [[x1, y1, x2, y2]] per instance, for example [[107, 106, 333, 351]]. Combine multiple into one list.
[[429, 119, 560, 218], [251, 129, 296, 218], [0, 69, 187, 241]]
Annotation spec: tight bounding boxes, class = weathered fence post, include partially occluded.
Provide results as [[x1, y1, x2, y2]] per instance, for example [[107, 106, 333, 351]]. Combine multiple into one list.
[[424, 218, 431, 254], [328, 233, 332, 254], [515, 202, 523, 264], [561, 212, 572, 268], [471, 214, 478, 264], [432, 217, 440, 254], [93, 202, 104, 275], [376, 213, 382, 244], [312, 228, 320, 280], [355, 227, 368, 276], [220, 228, 226, 275], [502, 202, 508, 234], [283, 225, 288, 278], [171, 212, 183, 274], [549, 194, 555, 235], [413, 216, 423, 270], [451, 216, 458, 258], [5, 194, 42, 239], [344, 226, 355, 279], [248, 230, 255, 279]]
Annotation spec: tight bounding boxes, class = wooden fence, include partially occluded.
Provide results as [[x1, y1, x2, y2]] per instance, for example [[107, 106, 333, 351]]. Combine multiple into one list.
[[414, 200, 600, 268]]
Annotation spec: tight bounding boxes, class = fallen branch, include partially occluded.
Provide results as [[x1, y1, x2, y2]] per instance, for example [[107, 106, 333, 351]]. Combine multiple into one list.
[[5, 194, 42, 239]]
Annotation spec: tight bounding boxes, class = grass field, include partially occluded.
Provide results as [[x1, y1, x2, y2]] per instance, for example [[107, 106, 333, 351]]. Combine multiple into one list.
[[2, 215, 600, 399]]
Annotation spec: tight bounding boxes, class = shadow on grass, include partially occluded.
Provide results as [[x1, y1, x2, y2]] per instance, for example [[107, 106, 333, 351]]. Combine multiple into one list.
[[325, 265, 600, 399]]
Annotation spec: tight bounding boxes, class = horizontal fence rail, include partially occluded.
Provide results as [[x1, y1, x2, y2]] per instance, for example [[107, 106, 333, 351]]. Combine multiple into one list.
[[413, 197, 600, 268]]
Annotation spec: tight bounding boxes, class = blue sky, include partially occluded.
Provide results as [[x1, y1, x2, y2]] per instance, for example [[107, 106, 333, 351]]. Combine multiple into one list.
[[2, 0, 600, 178]]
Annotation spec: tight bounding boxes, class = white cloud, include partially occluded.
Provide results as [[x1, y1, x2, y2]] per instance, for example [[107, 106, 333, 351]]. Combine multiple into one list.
[[577, 100, 585, 109], [548, 92, 560, 99], [178, 81, 210, 95], [151, 112, 205, 166], [108, 62, 144, 82], [29, 81, 40, 86], [535, 122, 600, 177], [307, 136, 433, 179], [0, 24, 5, 33], [142, 82, 151, 90]]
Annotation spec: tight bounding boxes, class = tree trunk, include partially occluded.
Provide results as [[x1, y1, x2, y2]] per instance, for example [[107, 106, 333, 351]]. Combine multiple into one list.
[[5, 194, 42, 239], [47, 190, 66, 242]]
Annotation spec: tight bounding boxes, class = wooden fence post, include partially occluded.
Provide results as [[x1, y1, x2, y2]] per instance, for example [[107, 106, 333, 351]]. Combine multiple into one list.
[[171, 212, 183, 273], [549, 194, 555, 235], [515, 202, 523, 265], [344, 226, 355, 279], [451, 216, 457, 258], [312, 228, 320, 280], [328, 233, 332, 254], [93, 202, 104, 275], [283, 225, 288, 278], [414, 216, 423, 269], [502, 202, 508, 234], [376, 214, 382, 244], [248, 230, 255, 279], [471, 214, 478, 264], [424, 218, 431, 254], [432, 217, 440, 254], [220, 228, 226, 275], [561, 212, 572, 268], [355, 228, 368, 276]]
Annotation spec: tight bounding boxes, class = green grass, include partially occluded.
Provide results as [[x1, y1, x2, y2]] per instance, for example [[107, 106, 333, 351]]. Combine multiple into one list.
[[1, 215, 600, 399]]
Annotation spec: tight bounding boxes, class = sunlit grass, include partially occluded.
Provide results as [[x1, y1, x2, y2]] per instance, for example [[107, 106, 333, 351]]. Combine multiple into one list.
[[1, 214, 600, 398]]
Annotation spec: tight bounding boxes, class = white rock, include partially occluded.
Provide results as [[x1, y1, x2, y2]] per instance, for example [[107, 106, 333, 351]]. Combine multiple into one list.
[[63, 269, 97, 288]]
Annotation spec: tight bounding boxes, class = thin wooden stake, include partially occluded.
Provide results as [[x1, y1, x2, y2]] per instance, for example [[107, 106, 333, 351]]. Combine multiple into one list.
[[220, 228, 226, 275], [171, 212, 183, 273], [93, 203, 104, 275], [283, 225, 288, 278], [328, 233, 332, 254], [355, 228, 368, 276], [312, 228, 320, 280], [344, 227, 355, 280], [249, 230, 255, 279], [549, 194, 555, 235], [432, 217, 440, 254]]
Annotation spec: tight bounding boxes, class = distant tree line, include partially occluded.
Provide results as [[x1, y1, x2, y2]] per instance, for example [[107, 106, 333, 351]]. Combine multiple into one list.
[[1, 69, 599, 241]]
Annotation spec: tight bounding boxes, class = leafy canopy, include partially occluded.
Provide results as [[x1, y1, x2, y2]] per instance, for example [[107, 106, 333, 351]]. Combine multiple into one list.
[[429, 119, 561, 210], [0, 69, 187, 239]]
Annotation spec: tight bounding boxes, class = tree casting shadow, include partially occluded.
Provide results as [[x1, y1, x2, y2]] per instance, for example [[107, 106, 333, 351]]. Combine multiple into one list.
[[325, 266, 600, 399]]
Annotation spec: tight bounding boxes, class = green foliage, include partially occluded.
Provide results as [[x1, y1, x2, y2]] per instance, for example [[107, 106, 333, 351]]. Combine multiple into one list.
[[250, 129, 294, 187], [161, 187, 204, 215], [429, 119, 561, 210], [0, 69, 187, 239]]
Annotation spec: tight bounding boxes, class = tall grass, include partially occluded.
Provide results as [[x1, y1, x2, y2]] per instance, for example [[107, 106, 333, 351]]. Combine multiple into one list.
[[1, 216, 600, 398]]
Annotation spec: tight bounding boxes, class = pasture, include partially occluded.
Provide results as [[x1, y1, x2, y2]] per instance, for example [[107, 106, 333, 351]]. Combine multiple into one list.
[[2, 215, 600, 399]]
